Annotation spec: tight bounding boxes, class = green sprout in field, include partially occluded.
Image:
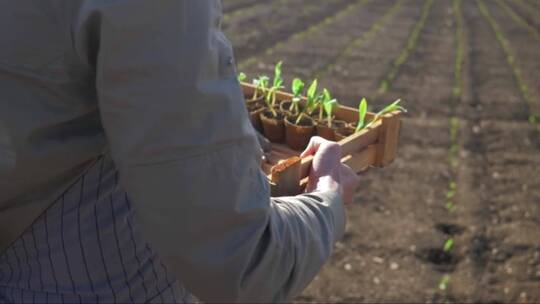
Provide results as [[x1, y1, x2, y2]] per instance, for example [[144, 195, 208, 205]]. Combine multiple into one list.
[[289, 78, 305, 115], [322, 92, 339, 128], [443, 238, 454, 252], [252, 75, 269, 101], [439, 275, 451, 291], [446, 181, 457, 212], [266, 61, 285, 109]]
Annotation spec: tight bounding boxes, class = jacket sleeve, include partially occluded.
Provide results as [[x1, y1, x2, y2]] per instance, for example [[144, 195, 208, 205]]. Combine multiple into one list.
[[73, 1, 346, 302]]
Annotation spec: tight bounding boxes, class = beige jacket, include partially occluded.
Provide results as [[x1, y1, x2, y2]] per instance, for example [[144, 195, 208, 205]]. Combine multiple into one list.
[[0, 1, 345, 301]]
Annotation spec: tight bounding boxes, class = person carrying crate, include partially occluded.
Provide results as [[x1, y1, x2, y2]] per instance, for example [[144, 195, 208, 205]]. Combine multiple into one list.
[[0, 1, 358, 302]]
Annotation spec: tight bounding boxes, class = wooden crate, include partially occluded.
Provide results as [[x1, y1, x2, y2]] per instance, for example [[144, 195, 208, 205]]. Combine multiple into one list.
[[242, 83, 402, 196]]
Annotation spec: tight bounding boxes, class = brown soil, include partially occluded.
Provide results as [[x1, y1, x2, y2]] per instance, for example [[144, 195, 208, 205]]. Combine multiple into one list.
[[225, 0, 540, 302]]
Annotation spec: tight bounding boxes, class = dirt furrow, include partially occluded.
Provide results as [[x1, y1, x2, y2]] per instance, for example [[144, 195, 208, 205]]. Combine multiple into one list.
[[237, 0, 399, 87], [301, 1, 460, 302], [378, 0, 455, 119], [452, 1, 540, 302], [224, 0, 351, 64], [318, 0, 426, 106], [509, 1, 540, 31], [487, 0, 540, 118], [234, 0, 369, 72]]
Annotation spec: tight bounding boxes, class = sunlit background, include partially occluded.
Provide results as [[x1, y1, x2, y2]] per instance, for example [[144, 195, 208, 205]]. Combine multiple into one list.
[[223, 0, 539, 302]]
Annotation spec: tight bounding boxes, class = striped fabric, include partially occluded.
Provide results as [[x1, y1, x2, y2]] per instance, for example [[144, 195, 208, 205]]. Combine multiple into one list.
[[0, 155, 194, 303]]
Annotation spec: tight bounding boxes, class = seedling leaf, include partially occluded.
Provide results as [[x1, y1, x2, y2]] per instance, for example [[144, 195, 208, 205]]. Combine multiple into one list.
[[439, 275, 451, 291], [305, 79, 319, 113], [356, 98, 368, 133], [238, 72, 247, 82], [273, 61, 284, 89], [252, 75, 269, 100], [292, 78, 305, 97], [443, 239, 454, 252], [323, 99, 338, 127], [307, 79, 318, 100]]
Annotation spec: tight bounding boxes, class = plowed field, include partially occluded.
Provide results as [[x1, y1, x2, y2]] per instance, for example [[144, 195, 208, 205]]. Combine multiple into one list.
[[224, 0, 540, 302]]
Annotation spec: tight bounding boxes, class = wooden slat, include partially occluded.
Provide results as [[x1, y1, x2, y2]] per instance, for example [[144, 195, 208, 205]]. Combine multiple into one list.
[[342, 145, 377, 172], [375, 112, 401, 167], [338, 123, 380, 156]]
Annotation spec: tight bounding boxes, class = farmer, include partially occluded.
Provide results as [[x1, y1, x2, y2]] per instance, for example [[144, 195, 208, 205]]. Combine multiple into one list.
[[0, 1, 359, 302]]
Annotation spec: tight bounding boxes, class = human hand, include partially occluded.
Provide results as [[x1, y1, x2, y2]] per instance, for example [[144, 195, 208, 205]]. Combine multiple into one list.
[[300, 136, 360, 204]]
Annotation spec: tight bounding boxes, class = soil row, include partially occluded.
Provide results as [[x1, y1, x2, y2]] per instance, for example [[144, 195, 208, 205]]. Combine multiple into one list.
[[508, 0, 540, 30], [235, 0, 367, 71], [486, 0, 540, 121], [446, 1, 540, 301], [240, 0, 426, 109], [319, 0, 427, 106], [238, 0, 391, 78], [302, 1, 459, 301], [224, 0, 351, 63]]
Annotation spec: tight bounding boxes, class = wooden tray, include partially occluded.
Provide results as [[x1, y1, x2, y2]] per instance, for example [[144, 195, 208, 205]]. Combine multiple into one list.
[[241, 83, 402, 196]]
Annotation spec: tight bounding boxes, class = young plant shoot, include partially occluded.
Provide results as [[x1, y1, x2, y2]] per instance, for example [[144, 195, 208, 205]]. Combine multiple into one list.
[[323, 94, 339, 128], [355, 98, 368, 133], [305, 79, 319, 115], [319, 89, 333, 122], [443, 238, 455, 252], [356, 99, 407, 132], [289, 78, 305, 115], [439, 275, 451, 291], [252, 75, 269, 101], [237, 72, 247, 83], [266, 61, 285, 108]]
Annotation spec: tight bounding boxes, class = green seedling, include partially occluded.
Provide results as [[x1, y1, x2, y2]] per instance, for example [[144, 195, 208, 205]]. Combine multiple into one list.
[[266, 61, 285, 108], [446, 190, 455, 200], [356, 99, 406, 132], [355, 98, 368, 133], [252, 75, 269, 101], [289, 78, 305, 115], [237, 72, 247, 83], [443, 239, 454, 252], [318, 89, 334, 122], [446, 202, 457, 213], [439, 275, 451, 291], [323, 95, 339, 128], [305, 79, 319, 114]]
